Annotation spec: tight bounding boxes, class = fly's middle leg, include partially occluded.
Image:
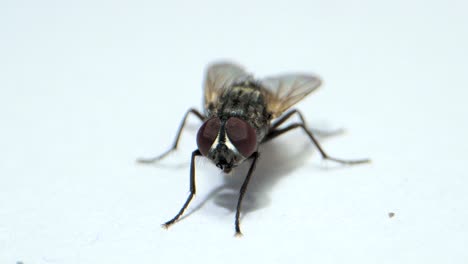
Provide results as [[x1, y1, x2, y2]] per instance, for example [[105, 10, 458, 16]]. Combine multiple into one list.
[[270, 109, 344, 138], [264, 110, 370, 165], [137, 108, 205, 164]]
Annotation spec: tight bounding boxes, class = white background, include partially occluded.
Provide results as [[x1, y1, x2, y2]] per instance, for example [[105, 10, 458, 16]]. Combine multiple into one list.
[[1, 0, 467, 263]]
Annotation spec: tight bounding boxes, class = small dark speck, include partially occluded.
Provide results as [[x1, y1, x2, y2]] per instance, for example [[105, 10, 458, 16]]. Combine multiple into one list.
[[17, 262, 24, 264], [388, 212, 395, 218]]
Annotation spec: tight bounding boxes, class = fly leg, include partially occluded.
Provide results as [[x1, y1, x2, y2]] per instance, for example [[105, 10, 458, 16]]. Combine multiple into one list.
[[162, 149, 202, 228], [137, 108, 205, 164], [234, 152, 259, 237], [264, 110, 370, 165], [270, 109, 306, 130], [270, 109, 343, 137]]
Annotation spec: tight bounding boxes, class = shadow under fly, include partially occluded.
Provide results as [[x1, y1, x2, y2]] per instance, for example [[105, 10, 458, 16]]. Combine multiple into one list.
[[138, 62, 370, 236], [210, 133, 314, 214], [177, 128, 338, 224]]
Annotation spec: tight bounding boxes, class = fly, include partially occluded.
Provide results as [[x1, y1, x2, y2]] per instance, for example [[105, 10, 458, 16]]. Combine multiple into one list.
[[138, 62, 370, 236]]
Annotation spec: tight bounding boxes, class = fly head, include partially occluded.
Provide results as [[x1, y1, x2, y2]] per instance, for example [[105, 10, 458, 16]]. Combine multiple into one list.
[[197, 117, 257, 173]]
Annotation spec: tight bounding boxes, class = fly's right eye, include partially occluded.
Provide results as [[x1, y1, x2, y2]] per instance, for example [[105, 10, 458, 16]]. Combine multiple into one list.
[[196, 117, 221, 156]]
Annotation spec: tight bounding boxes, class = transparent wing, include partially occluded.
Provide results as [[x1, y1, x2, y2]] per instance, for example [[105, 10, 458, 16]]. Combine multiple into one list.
[[261, 74, 322, 118], [203, 62, 253, 108]]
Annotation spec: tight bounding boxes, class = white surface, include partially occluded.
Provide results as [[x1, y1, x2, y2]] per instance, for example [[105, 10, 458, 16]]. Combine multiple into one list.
[[1, 0, 468, 263]]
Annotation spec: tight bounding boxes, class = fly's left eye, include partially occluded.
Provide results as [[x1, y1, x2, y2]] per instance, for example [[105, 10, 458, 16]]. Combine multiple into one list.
[[197, 117, 221, 156], [225, 117, 257, 157]]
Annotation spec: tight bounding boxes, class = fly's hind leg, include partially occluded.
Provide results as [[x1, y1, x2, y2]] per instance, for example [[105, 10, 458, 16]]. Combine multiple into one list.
[[137, 108, 205, 164], [264, 110, 370, 165]]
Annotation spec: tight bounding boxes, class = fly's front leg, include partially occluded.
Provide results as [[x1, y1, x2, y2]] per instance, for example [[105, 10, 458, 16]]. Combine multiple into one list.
[[163, 149, 201, 229], [235, 152, 259, 237], [137, 108, 205, 164], [264, 111, 370, 165]]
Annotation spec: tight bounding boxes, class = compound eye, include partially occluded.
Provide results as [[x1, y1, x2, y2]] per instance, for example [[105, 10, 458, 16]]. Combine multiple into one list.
[[225, 117, 257, 157], [197, 117, 221, 156]]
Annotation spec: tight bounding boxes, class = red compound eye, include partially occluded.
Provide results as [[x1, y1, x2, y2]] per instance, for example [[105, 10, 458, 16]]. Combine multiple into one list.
[[197, 117, 221, 156], [225, 117, 257, 157]]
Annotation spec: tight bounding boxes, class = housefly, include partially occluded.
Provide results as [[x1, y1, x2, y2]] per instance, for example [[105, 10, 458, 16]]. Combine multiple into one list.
[[138, 62, 370, 236]]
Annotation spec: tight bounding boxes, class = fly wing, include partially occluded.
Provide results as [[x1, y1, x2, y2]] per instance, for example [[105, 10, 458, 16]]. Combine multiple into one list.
[[204, 62, 253, 108], [260, 74, 322, 118]]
